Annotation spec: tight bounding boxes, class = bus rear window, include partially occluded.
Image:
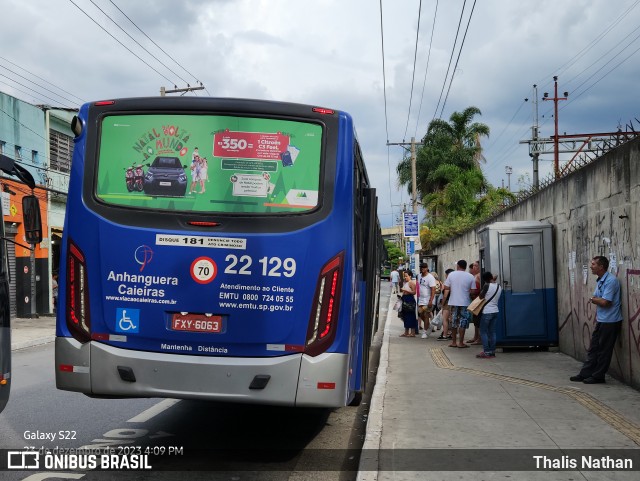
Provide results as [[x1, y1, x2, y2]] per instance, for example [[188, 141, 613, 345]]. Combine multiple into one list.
[[96, 114, 322, 214]]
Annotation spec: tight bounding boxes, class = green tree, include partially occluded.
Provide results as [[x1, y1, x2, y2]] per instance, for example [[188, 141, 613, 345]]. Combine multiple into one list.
[[396, 106, 490, 205], [384, 240, 404, 266], [394, 106, 520, 249]]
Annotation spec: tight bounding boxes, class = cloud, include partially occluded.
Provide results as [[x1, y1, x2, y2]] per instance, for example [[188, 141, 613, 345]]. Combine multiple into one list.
[[1, 0, 639, 228]]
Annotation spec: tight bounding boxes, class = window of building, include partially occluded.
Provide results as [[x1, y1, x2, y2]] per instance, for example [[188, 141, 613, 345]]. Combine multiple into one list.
[[15, 145, 22, 161], [50, 130, 72, 173]]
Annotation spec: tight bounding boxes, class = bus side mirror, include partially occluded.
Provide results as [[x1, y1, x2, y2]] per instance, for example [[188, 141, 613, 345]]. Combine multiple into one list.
[[22, 195, 42, 245]]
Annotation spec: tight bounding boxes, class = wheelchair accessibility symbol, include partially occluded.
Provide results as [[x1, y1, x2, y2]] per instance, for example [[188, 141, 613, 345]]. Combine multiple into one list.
[[116, 308, 140, 333]]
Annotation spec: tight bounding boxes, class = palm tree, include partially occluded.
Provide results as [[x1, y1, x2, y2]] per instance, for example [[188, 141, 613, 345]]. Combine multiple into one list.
[[424, 106, 489, 168], [397, 106, 490, 200]]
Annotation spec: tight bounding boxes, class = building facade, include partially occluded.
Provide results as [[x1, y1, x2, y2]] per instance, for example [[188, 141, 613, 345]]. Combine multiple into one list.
[[0, 91, 73, 317]]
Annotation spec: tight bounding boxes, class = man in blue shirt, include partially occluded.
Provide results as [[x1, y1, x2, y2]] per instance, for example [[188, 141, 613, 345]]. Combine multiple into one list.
[[570, 256, 623, 384]]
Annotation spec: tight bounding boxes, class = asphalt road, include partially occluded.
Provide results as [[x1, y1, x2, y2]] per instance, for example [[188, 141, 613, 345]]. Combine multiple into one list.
[[0, 284, 388, 481]]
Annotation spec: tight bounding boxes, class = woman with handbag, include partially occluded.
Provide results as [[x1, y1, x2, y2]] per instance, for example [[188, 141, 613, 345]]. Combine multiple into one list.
[[476, 272, 502, 359], [399, 271, 417, 337]]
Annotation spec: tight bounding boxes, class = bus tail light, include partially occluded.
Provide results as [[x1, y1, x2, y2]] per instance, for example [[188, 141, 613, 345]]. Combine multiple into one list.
[[312, 107, 335, 115], [66, 240, 91, 343], [305, 252, 344, 357]]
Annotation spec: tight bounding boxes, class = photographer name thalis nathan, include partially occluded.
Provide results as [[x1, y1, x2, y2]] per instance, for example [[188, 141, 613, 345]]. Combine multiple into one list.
[[534, 455, 633, 469]]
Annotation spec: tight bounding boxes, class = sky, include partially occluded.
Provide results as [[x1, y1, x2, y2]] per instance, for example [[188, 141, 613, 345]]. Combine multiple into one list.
[[2, 0, 640, 228]]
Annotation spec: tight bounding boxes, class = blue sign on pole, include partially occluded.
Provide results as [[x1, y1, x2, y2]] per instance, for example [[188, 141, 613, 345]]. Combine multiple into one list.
[[408, 240, 416, 272], [403, 213, 419, 237]]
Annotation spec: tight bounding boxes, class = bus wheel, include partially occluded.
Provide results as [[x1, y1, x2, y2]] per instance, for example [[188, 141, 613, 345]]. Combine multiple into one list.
[[348, 392, 363, 406]]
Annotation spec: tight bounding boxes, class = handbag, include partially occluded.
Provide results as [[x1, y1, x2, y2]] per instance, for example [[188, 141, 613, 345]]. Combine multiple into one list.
[[402, 300, 416, 312], [467, 285, 500, 316], [430, 310, 443, 329], [467, 296, 487, 316]]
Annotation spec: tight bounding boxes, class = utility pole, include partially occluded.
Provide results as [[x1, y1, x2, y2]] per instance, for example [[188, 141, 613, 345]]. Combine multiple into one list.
[[410, 137, 417, 215], [543, 76, 568, 179], [388, 137, 419, 271], [531, 84, 540, 189], [160, 85, 205, 96], [387, 137, 418, 214]]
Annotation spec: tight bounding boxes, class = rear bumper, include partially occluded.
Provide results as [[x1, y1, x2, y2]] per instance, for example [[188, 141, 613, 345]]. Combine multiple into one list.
[[55, 337, 349, 407]]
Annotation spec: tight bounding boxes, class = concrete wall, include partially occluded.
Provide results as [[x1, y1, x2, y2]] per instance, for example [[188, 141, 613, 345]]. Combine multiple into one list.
[[428, 137, 640, 388]]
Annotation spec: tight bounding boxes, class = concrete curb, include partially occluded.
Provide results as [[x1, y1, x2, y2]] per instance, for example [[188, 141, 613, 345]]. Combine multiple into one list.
[[357, 294, 394, 480], [11, 336, 55, 351]]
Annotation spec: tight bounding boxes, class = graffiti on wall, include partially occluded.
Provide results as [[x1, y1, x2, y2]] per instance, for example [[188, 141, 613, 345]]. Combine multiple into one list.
[[627, 269, 640, 380], [560, 208, 638, 383]]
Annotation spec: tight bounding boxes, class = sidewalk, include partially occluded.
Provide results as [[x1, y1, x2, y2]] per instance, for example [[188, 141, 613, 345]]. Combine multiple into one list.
[[11, 315, 56, 351], [359, 293, 640, 480], [9, 305, 640, 479]]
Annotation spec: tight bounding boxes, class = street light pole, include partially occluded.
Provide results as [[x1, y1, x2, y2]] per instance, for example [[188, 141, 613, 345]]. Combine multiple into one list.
[[505, 165, 512, 192]]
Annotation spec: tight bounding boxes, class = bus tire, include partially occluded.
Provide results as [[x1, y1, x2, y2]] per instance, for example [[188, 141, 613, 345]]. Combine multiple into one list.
[[348, 392, 363, 406]]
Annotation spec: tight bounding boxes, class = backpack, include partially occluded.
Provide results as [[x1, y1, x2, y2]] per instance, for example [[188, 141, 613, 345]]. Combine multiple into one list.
[[434, 280, 443, 295]]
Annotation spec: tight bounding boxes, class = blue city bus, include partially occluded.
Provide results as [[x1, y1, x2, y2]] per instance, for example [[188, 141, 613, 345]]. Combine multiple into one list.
[[55, 97, 382, 407]]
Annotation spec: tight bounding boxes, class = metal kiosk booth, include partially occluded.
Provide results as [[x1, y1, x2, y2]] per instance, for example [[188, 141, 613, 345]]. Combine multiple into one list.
[[477, 221, 557, 347]]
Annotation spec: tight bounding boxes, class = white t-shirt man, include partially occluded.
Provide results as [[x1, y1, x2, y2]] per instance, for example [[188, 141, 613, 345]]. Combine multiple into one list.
[[417, 272, 436, 306], [444, 270, 476, 307]]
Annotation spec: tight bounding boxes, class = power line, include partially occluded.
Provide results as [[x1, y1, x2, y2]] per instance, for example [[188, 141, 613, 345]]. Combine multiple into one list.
[[0, 56, 85, 104], [402, 0, 423, 142], [379, 0, 396, 228], [487, 1, 640, 173], [87, 0, 188, 86], [431, 0, 467, 121], [439, 0, 477, 118], [68, 0, 176, 85], [0, 79, 66, 107], [0, 138, 70, 178], [546, 0, 640, 86], [563, 37, 640, 109], [488, 0, 640, 184], [566, 26, 640, 98], [485, 99, 527, 152], [0, 106, 76, 182], [0, 64, 78, 106], [413, 0, 439, 139], [379, 0, 390, 144], [0, 105, 50, 145], [109, 0, 209, 95]]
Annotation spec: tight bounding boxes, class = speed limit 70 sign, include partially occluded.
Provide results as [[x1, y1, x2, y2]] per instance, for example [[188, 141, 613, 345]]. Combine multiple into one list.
[[190, 257, 218, 284]]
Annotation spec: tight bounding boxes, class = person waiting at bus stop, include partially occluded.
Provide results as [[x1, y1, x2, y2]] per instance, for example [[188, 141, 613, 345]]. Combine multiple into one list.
[[399, 271, 417, 337], [390, 267, 400, 294], [443, 260, 477, 348], [417, 263, 436, 338], [570, 256, 622, 384]]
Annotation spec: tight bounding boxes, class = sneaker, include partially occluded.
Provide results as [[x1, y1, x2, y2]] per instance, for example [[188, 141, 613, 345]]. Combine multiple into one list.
[[436, 334, 452, 341], [569, 375, 585, 382], [421, 331, 429, 339], [476, 352, 493, 359]]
